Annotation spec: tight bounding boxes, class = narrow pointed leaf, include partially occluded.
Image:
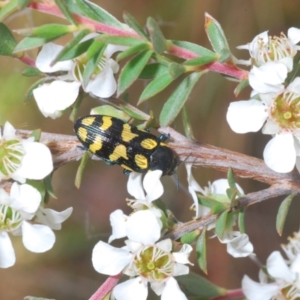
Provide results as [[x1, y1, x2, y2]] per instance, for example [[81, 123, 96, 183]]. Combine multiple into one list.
[[13, 37, 47, 53], [197, 195, 227, 214], [215, 210, 229, 239], [82, 42, 106, 87], [69, 93, 84, 122], [0, 23, 17, 56], [238, 209, 246, 234], [53, 29, 91, 62], [74, 0, 125, 28], [177, 272, 226, 298], [227, 168, 237, 191], [17, 0, 31, 9], [30, 129, 41, 142], [123, 11, 148, 40], [54, 0, 77, 25], [205, 13, 230, 56], [116, 43, 150, 62], [168, 63, 185, 78], [75, 151, 90, 188], [234, 79, 249, 96], [171, 40, 215, 57], [44, 174, 57, 199], [99, 35, 143, 47], [139, 63, 168, 79], [276, 193, 296, 236], [138, 71, 177, 104], [91, 105, 130, 122], [196, 228, 207, 274], [16, 24, 71, 39], [118, 49, 153, 95], [159, 72, 202, 126], [22, 67, 41, 77], [181, 105, 195, 139], [180, 229, 200, 244], [0, 0, 18, 22], [183, 54, 218, 66], [147, 17, 167, 54]]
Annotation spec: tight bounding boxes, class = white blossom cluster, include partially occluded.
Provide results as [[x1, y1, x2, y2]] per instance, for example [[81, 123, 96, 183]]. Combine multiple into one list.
[[227, 28, 300, 173]]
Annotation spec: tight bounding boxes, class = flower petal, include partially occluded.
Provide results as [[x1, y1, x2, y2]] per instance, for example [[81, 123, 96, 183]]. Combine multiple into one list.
[[36, 43, 74, 72], [161, 277, 187, 300], [22, 222, 55, 252], [92, 241, 132, 275], [127, 172, 145, 200], [113, 277, 148, 300], [143, 170, 163, 203], [126, 210, 161, 245], [108, 209, 128, 243], [226, 100, 268, 133], [267, 251, 295, 282], [173, 244, 193, 264], [14, 141, 53, 180], [241, 275, 279, 300], [263, 134, 296, 173], [288, 27, 300, 45], [0, 232, 15, 268]]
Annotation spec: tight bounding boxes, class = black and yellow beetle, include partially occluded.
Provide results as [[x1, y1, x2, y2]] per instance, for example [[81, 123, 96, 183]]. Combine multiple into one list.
[[74, 115, 178, 176]]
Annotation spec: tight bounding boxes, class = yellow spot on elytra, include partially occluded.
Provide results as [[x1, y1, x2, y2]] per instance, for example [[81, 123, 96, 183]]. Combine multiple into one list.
[[100, 116, 112, 131], [121, 164, 133, 172], [109, 144, 128, 161], [135, 154, 148, 169], [82, 117, 95, 126], [89, 136, 102, 153], [141, 138, 157, 150], [121, 124, 138, 142], [78, 127, 88, 142]]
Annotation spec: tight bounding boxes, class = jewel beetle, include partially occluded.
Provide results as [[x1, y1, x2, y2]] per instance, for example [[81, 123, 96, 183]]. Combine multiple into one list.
[[74, 115, 178, 176]]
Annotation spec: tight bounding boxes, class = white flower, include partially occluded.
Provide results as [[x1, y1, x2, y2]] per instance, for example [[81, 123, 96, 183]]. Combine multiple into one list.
[[0, 122, 53, 183], [92, 210, 192, 300], [33, 40, 127, 118], [0, 183, 51, 268], [186, 166, 254, 258], [127, 170, 164, 207], [227, 77, 300, 173], [237, 28, 300, 70]]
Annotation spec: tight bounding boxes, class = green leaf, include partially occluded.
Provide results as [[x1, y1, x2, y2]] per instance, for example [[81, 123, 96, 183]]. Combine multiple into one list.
[[75, 151, 90, 188], [215, 210, 229, 239], [16, 24, 71, 39], [82, 41, 106, 87], [159, 72, 202, 126], [168, 63, 185, 78], [123, 11, 148, 40], [121, 105, 148, 121], [44, 174, 57, 199], [118, 49, 153, 95], [91, 105, 131, 122], [205, 13, 231, 56], [147, 17, 167, 54], [234, 79, 249, 96], [13, 37, 47, 53], [52, 29, 91, 62], [181, 105, 195, 139], [276, 193, 296, 236], [177, 272, 226, 299], [22, 67, 41, 77], [196, 228, 207, 274], [30, 129, 41, 142], [183, 54, 218, 66], [171, 40, 216, 57], [16, 0, 31, 9], [227, 168, 237, 190], [180, 229, 200, 244], [139, 63, 168, 79], [138, 71, 177, 104], [116, 43, 150, 62], [238, 209, 246, 234], [0, 0, 18, 22], [0, 23, 17, 56], [54, 0, 77, 25], [99, 35, 143, 47], [197, 195, 227, 214], [74, 0, 125, 29]]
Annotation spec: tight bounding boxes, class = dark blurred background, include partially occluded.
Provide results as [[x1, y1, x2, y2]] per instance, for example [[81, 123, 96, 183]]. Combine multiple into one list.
[[1, 0, 300, 299]]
